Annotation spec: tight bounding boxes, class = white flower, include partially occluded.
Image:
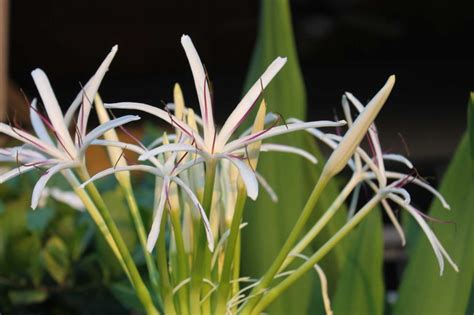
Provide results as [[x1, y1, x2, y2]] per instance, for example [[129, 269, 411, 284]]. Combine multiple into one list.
[[82, 136, 214, 253], [0, 46, 139, 209], [298, 89, 458, 275], [105, 35, 345, 200]]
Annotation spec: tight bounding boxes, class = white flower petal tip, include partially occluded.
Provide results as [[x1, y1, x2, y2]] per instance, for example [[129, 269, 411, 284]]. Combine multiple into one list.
[[111, 45, 118, 53]]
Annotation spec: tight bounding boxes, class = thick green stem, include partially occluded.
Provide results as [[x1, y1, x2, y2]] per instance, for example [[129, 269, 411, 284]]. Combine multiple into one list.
[[122, 184, 162, 301], [250, 194, 382, 314], [214, 186, 247, 314], [240, 175, 331, 314], [156, 209, 177, 314], [169, 207, 190, 315], [78, 169, 158, 315], [189, 160, 217, 315]]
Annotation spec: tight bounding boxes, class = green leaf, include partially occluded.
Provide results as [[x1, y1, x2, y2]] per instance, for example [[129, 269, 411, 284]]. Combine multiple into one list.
[[27, 207, 55, 233], [240, 0, 348, 313], [394, 133, 474, 315], [468, 92, 474, 179], [8, 289, 48, 305], [332, 210, 384, 315], [42, 236, 70, 285]]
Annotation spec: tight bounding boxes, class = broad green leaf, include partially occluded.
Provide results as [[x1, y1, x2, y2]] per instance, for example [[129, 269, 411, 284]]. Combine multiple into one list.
[[42, 236, 70, 285], [8, 289, 48, 305], [332, 210, 384, 315], [394, 134, 474, 315], [240, 0, 347, 314]]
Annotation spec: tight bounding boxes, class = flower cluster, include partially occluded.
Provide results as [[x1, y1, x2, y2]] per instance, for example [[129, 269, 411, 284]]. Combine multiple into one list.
[[0, 35, 457, 315]]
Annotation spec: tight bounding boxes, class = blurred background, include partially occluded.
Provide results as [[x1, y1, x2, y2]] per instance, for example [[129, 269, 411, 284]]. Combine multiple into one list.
[[3, 0, 473, 164], [0, 0, 473, 312]]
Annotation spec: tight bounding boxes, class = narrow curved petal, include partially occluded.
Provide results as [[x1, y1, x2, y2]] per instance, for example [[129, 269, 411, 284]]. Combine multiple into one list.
[[181, 35, 215, 145], [139, 143, 208, 161], [224, 120, 346, 153], [79, 165, 164, 188], [49, 188, 85, 211], [381, 154, 413, 169], [173, 176, 214, 252], [389, 195, 458, 274], [31, 162, 78, 209], [77, 46, 118, 139], [222, 154, 258, 200], [217, 57, 287, 148], [64, 45, 118, 127], [31, 69, 77, 156], [79, 115, 141, 157], [0, 123, 66, 159], [148, 134, 178, 150], [0, 165, 36, 183], [256, 172, 278, 203], [384, 171, 450, 210], [92, 139, 163, 169], [147, 177, 170, 252], [260, 143, 317, 164], [105, 102, 206, 149]]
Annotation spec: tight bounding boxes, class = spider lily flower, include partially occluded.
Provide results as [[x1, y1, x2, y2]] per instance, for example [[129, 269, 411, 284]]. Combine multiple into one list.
[[85, 136, 214, 252], [105, 35, 345, 200], [0, 47, 140, 209], [295, 89, 457, 275]]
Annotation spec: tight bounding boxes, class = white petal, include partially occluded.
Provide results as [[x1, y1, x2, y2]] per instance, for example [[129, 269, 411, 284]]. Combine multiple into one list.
[[147, 177, 169, 252], [148, 134, 178, 150], [105, 101, 206, 149], [139, 143, 207, 161], [173, 176, 214, 252], [31, 69, 77, 156], [222, 154, 258, 200], [256, 172, 278, 202], [64, 46, 118, 126], [49, 188, 85, 211], [78, 115, 140, 157], [77, 46, 118, 139], [239, 113, 280, 137], [31, 162, 78, 209], [0, 165, 36, 183], [92, 139, 163, 169], [224, 120, 346, 153], [30, 98, 55, 146], [382, 154, 413, 169], [217, 57, 287, 148], [260, 143, 317, 164], [385, 171, 450, 210], [181, 35, 215, 146], [0, 123, 66, 159], [80, 165, 164, 188], [381, 199, 406, 246], [389, 195, 458, 274]]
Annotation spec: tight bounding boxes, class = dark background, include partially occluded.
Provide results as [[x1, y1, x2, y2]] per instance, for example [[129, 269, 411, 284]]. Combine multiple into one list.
[[9, 0, 473, 164]]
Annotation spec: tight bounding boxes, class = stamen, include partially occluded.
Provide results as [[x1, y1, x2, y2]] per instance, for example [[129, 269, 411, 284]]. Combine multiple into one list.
[[244, 145, 256, 173], [398, 132, 411, 157], [113, 147, 127, 169]]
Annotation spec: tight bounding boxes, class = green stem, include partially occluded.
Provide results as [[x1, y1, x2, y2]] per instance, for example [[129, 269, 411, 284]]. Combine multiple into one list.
[[214, 186, 247, 314], [169, 207, 190, 315], [240, 175, 331, 314], [279, 175, 359, 271], [250, 194, 382, 314], [189, 159, 217, 315], [156, 208, 177, 314], [122, 184, 162, 301], [78, 169, 158, 315]]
